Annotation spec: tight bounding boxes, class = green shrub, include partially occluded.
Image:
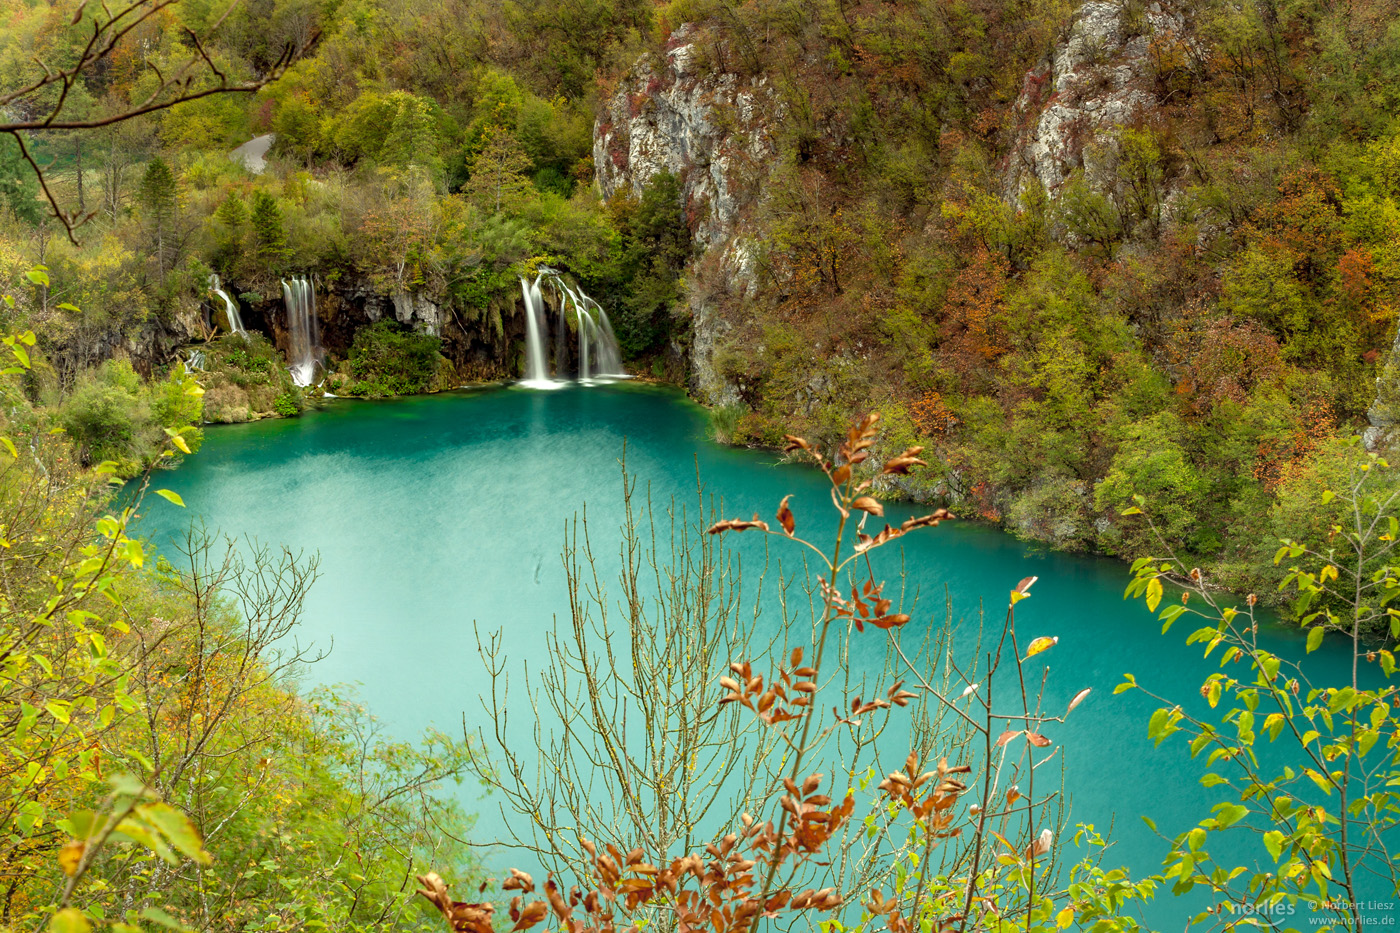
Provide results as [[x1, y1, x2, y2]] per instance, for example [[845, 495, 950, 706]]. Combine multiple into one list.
[[56, 359, 204, 476], [273, 392, 303, 417], [348, 321, 443, 396], [708, 403, 746, 444]]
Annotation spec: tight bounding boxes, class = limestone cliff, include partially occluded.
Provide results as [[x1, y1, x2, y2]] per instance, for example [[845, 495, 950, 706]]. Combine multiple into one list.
[[1004, 0, 1191, 223], [594, 24, 780, 406]]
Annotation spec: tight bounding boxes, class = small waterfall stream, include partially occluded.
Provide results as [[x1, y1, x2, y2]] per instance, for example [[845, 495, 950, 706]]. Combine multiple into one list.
[[282, 275, 323, 387], [518, 268, 625, 387], [208, 274, 245, 335]]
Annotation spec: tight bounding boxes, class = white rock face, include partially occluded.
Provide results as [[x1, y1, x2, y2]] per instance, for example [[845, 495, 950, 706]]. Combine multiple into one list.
[[595, 25, 778, 251], [1005, 0, 1185, 199], [391, 290, 441, 337], [355, 284, 441, 336], [595, 24, 780, 404]]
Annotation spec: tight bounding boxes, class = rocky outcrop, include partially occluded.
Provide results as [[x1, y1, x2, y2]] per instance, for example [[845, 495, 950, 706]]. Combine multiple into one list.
[[1366, 326, 1400, 451], [201, 276, 522, 386], [595, 24, 780, 406], [39, 303, 204, 383], [1004, 0, 1187, 200], [595, 24, 778, 251]]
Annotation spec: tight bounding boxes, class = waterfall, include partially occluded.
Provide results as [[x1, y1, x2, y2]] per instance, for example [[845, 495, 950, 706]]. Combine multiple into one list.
[[208, 274, 245, 335], [519, 274, 553, 387], [517, 268, 625, 388], [552, 283, 569, 380], [282, 275, 323, 387]]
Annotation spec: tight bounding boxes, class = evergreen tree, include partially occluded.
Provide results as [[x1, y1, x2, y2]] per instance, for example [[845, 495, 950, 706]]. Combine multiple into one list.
[[0, 135, 40, 225], [249, 189, 288, 266], [212, 192, 250, 272], [137, 157, 178, 278], [462, 127, 534, 214], [382, 93, 440, 173]]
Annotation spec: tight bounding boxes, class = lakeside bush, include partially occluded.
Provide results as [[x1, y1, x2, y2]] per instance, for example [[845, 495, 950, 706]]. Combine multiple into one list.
[[345, 320, 447, 397], [56, 359, 205, 476]]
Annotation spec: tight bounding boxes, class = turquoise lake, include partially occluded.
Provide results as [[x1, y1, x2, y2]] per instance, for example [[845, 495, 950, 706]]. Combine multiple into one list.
[[137, 382, 1382, 927]]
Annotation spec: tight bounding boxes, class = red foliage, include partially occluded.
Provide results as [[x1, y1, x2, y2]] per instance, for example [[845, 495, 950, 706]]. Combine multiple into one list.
[[1249, 169, 1346, 283], [1177, 318, 1283, 415], [1252, 398, 1336, 493], [937, 249, 1009, 392]]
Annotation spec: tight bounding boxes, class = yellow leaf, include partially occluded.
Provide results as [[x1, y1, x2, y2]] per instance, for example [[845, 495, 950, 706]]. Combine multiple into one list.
[[154, 489, 185, 508], [48, 909, 89, 933], [1056, 907, 1075, 929], [1025, 636, 1058, 658], [58, 840, 84, 876], [1146, 576, 1163, 612], [171, 435, 191, 455]]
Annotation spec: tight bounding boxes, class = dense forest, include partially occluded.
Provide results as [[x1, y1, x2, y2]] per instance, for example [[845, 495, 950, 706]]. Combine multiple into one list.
[[3, 0, 1400, 929], [0, 0, 1396, 588]]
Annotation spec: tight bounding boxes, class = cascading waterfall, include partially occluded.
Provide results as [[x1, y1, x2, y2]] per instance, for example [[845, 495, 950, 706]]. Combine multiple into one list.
[[518, 268, 625, 387], [282, 275, 323, 387], [519, 274, 551, 386], [208, 274, 245, 335]]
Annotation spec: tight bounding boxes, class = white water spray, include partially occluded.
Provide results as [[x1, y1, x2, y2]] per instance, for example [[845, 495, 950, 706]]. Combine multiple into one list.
[[518, 268, 625, 387], [208, 274, 245, 335], [282, 275, 323, 387]]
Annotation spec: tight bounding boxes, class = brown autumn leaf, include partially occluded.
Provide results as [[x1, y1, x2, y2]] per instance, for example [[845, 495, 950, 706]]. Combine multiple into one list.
[[1067, 688, 1091, 715], [882, 446, 927, 475], [1025, 828, 1054, 860], [1025, 732, 1052, 747], [706, 516, 771, 535], [852, 496, 884, 517], [995, 730, 1022, 747], [509, 901, 548, 932], [416, 873, 495, 933], [900, 509, 951, 531], [544, 876, 569, 920], [502, 868, 535, 893], [777, 494, 795, 536]]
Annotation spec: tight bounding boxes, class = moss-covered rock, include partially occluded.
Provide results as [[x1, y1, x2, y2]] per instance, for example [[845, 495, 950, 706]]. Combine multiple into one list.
[[196, 333, 305, 422]]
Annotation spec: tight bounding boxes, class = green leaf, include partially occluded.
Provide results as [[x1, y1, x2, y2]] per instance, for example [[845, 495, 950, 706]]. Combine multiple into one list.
[[1306, 625, 1324, 653], [26, 268, 50, 288], [1146, 576, 1163, 612], [1214, 803, 1248, 828], [48, 909, 90, 933], [154, 490, 185, 508], [141, 803, 211, 866], [139, 907, 184, 930]]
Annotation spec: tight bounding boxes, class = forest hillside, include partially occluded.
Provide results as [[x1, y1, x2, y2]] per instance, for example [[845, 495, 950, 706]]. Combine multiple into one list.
[[0, 0, 1398, 589]]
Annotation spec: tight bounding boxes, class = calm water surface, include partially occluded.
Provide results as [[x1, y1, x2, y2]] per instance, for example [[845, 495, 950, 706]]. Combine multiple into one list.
[[138, 383, 1380, 927]]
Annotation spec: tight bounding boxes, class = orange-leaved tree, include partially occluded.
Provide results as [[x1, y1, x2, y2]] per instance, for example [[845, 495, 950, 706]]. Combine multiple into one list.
[[421, 412, 1155, 932]]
